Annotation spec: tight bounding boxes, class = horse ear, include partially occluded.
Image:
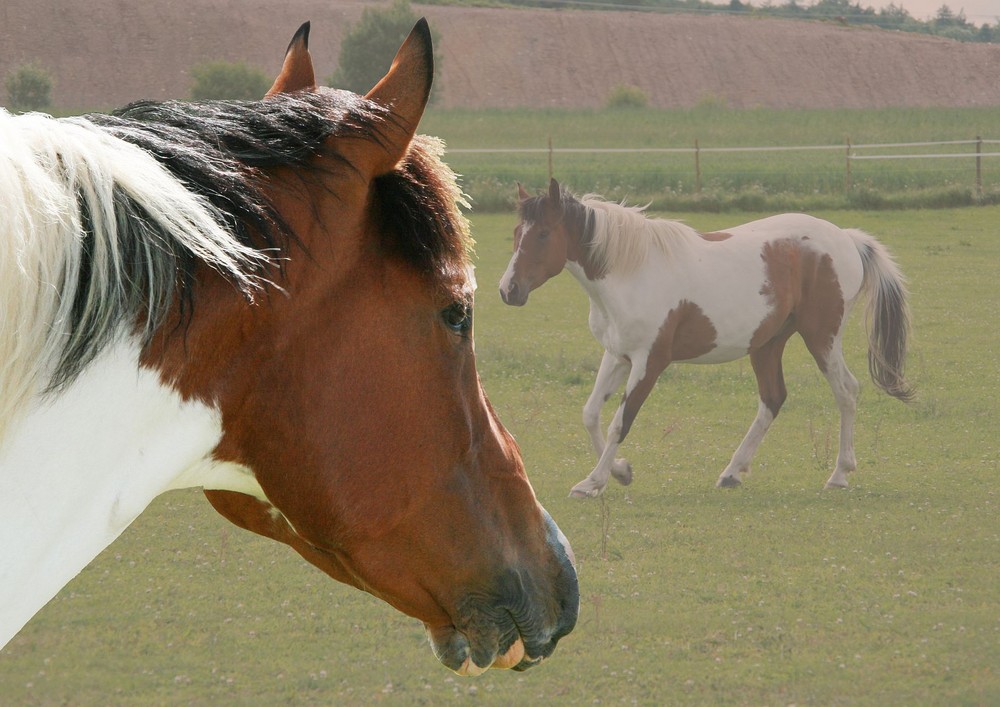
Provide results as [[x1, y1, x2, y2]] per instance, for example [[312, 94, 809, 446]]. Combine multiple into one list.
[[266, 22, 316, 97], [517, 182, 530, 201], [361, 18, 433, 176], [548, 178, 561, 204]]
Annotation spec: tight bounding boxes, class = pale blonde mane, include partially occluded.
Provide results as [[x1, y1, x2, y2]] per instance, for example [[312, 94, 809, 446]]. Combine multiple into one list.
[[580, 196, 700, 275]]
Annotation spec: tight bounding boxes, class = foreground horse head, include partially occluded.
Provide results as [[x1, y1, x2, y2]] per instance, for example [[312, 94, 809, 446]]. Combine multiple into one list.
[[502, 179, 912, 497], [0, 22, 577, 675]]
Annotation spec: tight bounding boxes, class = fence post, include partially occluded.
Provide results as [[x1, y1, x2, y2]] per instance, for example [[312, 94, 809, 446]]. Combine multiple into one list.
[[694, 138, 702, 194], [845, 137, 852, 193], [976, 136, 982, 198], [547, 136, 553, 181]]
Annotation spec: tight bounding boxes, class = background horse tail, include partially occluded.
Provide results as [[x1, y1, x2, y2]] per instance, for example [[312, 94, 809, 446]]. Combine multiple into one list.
[[846, 229, 914, 402]]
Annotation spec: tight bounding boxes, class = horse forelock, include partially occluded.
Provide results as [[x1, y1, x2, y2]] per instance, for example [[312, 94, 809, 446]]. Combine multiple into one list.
[[517, 188, 599, 273], [374, 134, 474, 286]]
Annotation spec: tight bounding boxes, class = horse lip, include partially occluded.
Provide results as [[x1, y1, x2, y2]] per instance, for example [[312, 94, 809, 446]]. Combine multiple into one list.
[[427, 515, 578, 675], [425, 619, 558, 676], [425, 623, 494, 676], [499, 287, 528, 307]]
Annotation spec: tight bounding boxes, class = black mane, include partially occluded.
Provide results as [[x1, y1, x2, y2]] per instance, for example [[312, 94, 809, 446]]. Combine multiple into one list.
[[89, 90, 469, 283], [88, 91, 384, 262]]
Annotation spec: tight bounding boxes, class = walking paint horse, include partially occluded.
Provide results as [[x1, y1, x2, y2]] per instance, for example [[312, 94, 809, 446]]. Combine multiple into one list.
[[0, 23, 578, 675], [500, 179, 912, 498]]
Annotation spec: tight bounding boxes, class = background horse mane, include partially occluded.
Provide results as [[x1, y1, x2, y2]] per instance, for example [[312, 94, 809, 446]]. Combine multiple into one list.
[[519, 188, 699, 279], [0, 93, 470, 444]]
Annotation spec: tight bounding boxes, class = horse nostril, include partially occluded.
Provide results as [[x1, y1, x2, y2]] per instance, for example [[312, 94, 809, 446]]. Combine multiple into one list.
[[542, 510, 579, 640], [499, 280, 515, 304], [501, 280, 526, 306]]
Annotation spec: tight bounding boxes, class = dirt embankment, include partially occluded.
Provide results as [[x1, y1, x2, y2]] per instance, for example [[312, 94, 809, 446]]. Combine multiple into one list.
[[2, 0, 1000, 112]]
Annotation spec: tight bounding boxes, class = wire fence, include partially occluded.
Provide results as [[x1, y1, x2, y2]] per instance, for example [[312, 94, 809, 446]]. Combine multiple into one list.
[[846, 139, 1000, 195], [447, 138, 1000, 206]]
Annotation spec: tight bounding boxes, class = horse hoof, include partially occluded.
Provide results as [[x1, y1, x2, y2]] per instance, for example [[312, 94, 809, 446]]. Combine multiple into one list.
[[824, 480, 849, 490], [568, 483, 603, 499], [716, 476, 742, 489], [611, 461, 633, 486]]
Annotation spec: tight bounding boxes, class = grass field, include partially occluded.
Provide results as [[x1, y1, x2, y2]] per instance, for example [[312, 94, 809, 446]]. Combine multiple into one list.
[[420, 107, 1000, 211], [1, 207, 997, 705]]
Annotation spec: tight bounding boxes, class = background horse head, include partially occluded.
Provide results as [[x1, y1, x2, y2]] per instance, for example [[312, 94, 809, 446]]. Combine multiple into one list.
[[501, 178, 912, 497], [0, 22, 577, 675]]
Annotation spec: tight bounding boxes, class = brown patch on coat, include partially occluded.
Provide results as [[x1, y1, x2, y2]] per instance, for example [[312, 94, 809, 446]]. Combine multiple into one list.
[[700, 230, 733, 242], [751, 239, 845, 371], [620, 300, 717, 440]]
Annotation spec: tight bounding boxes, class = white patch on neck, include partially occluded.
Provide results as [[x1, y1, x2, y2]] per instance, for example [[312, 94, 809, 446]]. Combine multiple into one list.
[[0, 339, 266, 649]]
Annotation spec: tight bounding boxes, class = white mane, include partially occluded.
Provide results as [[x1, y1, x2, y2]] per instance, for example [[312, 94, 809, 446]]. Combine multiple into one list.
[[580, 196, 700, 276], [0, 108, 265, 443]]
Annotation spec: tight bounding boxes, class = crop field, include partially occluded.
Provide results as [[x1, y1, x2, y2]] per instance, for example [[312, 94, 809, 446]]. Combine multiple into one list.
[[420, 106, 1000, 211], [0, 204, 996, 704]]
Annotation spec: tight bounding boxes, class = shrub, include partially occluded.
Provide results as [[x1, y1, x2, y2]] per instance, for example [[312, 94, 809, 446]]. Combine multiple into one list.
[[190, 61, 272, 101], [693, 92, 729, 112], [605, 84, 649, 109], [5, 63, 53, 113]]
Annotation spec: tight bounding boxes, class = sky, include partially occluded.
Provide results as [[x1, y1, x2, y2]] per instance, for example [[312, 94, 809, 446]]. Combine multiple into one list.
[[698, 0, 1000, 24], [876, 0, 1000, 23]]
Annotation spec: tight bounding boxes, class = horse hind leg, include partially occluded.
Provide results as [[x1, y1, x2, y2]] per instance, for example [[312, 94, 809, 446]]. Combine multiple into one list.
[[814, 338, 860, 489], [717, 337, 790, 488]]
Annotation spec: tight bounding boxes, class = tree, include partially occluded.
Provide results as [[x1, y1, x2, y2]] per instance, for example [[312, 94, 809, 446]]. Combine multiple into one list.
[[329, 0, 440, 97], [190, 61, 272, 101], [5, 63, 53, 113]]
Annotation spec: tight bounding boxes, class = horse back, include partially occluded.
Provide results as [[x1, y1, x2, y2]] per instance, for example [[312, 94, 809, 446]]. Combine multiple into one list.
[[664, 214, 865, 364]]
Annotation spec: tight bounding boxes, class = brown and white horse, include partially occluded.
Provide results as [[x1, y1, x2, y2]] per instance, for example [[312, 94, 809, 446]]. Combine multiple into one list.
[[0, 23, 577, 675], [500, 179, 912, 497]]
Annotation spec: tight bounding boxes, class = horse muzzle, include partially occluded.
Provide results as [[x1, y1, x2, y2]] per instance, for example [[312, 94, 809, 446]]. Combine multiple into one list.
[[498, 273, 530, 307], [427, 512, 578, 676]]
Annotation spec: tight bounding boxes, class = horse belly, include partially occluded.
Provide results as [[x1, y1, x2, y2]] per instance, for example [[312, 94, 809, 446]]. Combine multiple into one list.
[[685, 341, 751, 364], [676, 274, 771, 364]]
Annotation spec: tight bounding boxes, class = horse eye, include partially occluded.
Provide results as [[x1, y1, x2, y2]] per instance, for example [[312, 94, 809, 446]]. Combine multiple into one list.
[[538, 229, 550, 241], [442, 303, 472, 335]]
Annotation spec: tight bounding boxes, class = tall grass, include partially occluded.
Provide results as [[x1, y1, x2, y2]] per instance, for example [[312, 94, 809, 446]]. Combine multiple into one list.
[[421, 106, 1000, 211]]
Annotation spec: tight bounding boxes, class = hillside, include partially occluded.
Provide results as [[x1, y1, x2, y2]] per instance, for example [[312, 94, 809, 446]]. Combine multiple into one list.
[[2, 0, 1000, 112]]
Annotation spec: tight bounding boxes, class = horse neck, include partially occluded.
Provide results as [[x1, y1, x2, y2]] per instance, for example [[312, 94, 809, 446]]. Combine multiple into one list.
[[562, 201, 646, 305], [0, 337, 260, 649], [564, 208, 697, 321]]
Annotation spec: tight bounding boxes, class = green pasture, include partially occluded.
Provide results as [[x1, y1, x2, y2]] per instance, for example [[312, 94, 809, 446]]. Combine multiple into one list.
[[420, 106, 1000, 211], [1, 207, 997, 705]]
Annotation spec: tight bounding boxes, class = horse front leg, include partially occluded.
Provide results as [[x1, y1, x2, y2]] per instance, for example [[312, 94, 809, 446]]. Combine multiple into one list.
[[582, 351, 632, 486], [571, 352, 666, 498]]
